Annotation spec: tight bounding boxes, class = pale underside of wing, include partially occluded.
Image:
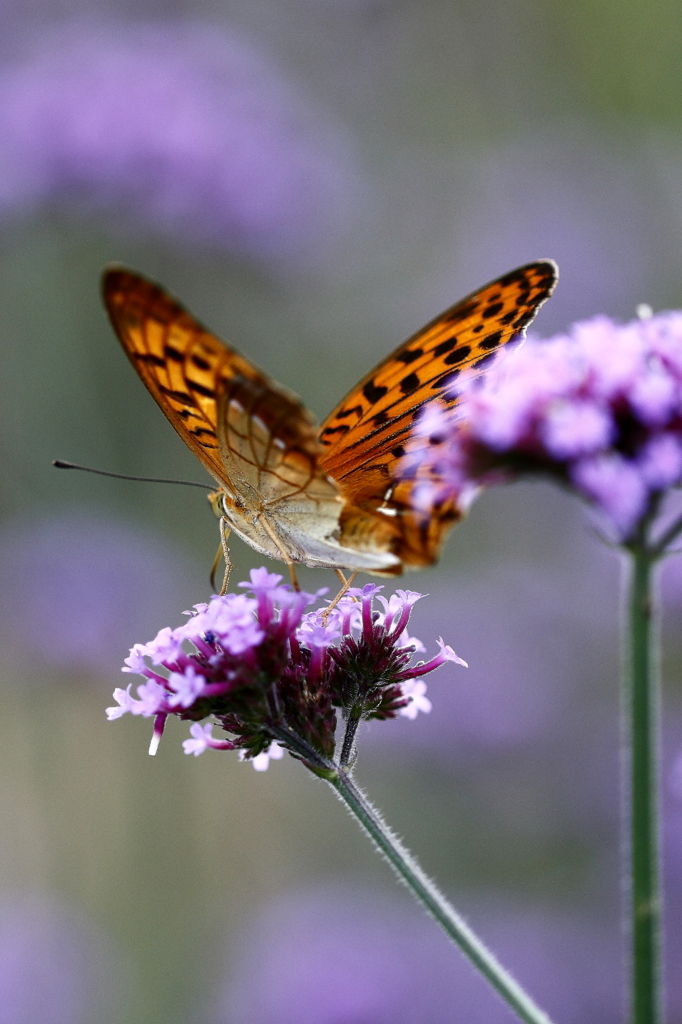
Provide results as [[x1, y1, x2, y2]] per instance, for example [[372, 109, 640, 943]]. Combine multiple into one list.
[[318, 260, 558, 566], [215, 379, 400, 571]]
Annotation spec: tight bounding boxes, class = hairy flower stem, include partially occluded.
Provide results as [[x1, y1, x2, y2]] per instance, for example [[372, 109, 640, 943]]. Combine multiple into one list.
[[268, 722, 336, 778], [626, 540, 663, 1024], [339, 708, 362, 767], [327, 768, 555, 1024]]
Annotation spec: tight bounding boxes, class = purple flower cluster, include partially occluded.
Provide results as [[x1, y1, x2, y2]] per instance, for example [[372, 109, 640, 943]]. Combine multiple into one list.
[[403, 311, 682, 540], [107, 569, 465, 771]]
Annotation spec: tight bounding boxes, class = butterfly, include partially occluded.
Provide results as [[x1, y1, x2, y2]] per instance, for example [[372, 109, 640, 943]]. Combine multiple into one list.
[[102, 260, 557, 589]]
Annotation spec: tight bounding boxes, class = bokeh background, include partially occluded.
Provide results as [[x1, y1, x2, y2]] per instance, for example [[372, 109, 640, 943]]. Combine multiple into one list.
[[1, 2, 682, 1021]]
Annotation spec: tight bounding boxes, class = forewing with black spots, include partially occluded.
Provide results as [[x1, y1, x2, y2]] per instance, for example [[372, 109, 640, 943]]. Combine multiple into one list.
[[318, 260, 558, 564]]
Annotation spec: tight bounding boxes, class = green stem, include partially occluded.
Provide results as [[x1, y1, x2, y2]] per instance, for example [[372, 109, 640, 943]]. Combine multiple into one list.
[[268, 722, 337, 779], [626, 542, 663, 1024], [328, 768, 555, 1024]]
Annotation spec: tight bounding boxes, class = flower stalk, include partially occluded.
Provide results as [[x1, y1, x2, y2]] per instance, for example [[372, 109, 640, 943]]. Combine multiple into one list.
[[328, 768, 555, 1024], [625, 535, 662, 1024]]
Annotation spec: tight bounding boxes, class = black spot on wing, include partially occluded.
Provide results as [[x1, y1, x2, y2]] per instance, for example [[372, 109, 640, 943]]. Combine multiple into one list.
[[446, 300, 479, 324], [479, 331, 502, 351], [164, 345, 184, 362], [397, 348, 423, 364], [321, 424, 350, 438], [191, 354, 211, 371], [337, 405, 363, 420], [433, 336, 458, 357], [483, 302, 504, 319], [444, 345, 471, 365], [535, 269, 556, 291], [363, 380, 388, 404], [400, 372, 420, 395], [134, 352, 165, 367], [158, 384, 197, 406], [187, 380, 217, 399], [499, 268, 526, 286]]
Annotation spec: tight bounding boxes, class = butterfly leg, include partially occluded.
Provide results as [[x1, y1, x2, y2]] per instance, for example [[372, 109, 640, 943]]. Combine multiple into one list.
[[219, 518, 233, 595], [322, 570, 359, 624], [209, 518, 233, 595], [258, 514, 301, 591], [287, 563, 300, 591]]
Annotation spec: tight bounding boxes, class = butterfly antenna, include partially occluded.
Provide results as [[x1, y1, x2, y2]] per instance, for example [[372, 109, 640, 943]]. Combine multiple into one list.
[[52, 459, 210, 489]]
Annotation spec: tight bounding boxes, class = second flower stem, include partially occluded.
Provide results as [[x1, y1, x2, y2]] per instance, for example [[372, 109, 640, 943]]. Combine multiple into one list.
[[328, 768, 555, 1024], [626, 543, 663, 1024]]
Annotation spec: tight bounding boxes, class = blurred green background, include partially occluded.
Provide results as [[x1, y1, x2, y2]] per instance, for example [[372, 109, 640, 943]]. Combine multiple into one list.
[[1, 1, 682, 1021]]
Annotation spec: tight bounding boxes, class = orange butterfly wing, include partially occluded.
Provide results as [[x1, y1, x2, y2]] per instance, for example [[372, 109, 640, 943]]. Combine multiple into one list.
[[102, 268, 401, 573], [102, 268, 333, 502], [319, 261, 558, 565], [103, 267, 237, 488]]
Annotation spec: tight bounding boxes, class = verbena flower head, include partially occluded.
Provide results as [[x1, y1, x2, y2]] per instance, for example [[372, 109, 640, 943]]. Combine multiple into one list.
[[402, 310, 682, 541], [107, 570, 466, 772]]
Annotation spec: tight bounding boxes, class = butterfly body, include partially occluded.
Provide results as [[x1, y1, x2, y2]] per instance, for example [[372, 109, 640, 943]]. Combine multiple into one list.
[[103, 260, 557, 578], [213, 489, 401, 573]]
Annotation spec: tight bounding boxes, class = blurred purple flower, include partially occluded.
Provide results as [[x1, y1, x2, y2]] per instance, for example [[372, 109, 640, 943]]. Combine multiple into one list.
[[0, 897, 122, 1024], [211, 885, 624, 1024], [401, 310, 682, 541], [670, 746, 682, 801], [362, 554, 619, 758], [0, 21, 362, 264], [441, 130, 657, 331], [0, 510, 204, 676]]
